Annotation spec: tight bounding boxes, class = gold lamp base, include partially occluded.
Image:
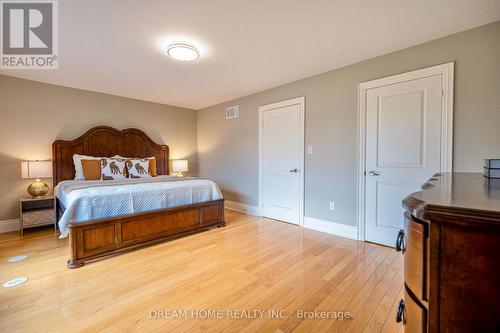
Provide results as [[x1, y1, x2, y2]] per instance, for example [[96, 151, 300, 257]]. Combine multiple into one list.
[[27, 179, 49, 199]]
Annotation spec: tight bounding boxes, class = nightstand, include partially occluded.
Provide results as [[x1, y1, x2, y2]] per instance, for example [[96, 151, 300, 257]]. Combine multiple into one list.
[[19, 196, 55, 235]]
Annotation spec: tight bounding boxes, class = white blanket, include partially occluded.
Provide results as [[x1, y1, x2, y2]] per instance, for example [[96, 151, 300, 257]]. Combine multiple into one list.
[[54, 176, 223, 238]]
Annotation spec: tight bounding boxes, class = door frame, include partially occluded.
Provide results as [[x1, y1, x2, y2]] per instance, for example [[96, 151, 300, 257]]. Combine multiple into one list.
[[258, 96, 306, 226], [357, 62, 454, 241]]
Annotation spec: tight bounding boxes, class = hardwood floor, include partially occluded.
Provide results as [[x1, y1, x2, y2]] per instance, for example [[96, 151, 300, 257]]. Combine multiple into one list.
[[0, 210, 403, 333]]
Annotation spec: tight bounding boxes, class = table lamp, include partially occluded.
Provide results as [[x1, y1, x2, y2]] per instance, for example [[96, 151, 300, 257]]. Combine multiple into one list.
[[21, 160, 52, 198], [172, 160, 188, 177]]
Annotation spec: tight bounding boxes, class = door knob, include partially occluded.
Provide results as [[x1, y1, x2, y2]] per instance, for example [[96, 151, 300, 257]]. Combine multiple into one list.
[[289, 168, 298, 173], [368, 171, 381, 176]]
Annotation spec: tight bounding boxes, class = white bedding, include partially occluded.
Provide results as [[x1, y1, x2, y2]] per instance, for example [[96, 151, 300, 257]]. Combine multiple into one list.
[[54, 176, 223, 238]]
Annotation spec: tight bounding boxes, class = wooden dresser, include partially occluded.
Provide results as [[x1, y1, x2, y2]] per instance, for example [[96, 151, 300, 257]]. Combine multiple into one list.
[[399, 173, 500, 333]]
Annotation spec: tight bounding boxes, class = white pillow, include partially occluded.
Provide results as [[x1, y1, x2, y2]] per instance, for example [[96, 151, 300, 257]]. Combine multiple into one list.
[[73, 154, 105, 180], [101, 158, 127, 180], [126, 159, 151, 178]]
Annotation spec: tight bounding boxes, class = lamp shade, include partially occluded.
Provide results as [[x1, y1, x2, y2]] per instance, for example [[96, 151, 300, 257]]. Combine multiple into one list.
[[172, 160, 188, 173], [21, 161, 52, 179]]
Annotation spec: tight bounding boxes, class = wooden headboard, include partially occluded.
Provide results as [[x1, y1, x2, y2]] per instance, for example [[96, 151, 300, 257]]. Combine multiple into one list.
[[52, 126, 169, 185]]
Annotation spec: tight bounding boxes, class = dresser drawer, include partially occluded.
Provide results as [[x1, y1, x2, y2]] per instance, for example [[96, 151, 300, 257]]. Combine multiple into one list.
[[401, 286, 427, 333], [404, 212, 427, 302], [23, 209, 54, 227]]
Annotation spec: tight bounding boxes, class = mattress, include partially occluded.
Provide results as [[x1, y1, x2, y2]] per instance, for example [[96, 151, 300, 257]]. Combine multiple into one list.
[[54, 176, 223, 238]]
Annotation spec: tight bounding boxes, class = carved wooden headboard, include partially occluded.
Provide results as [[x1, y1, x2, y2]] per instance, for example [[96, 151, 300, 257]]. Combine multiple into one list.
[[52, 126, 169, 185]]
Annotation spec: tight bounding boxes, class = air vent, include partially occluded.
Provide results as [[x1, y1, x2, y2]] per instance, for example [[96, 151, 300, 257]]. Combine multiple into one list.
[[226, 105, 239, 119]]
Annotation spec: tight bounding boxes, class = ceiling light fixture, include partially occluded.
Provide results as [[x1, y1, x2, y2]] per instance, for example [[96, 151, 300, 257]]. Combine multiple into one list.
[[166, 42, 200, 62]]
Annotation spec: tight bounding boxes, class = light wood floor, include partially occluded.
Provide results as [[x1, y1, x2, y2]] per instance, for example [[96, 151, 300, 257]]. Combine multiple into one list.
[[0, 210, 403, 333]]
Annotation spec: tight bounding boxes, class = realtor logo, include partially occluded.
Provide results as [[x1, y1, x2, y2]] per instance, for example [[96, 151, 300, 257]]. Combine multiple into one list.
[[1, 0, 58, 69]]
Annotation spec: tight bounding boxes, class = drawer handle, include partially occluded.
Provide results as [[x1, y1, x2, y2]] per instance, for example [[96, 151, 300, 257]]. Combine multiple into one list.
[[395, 229, 406, 253], [396, 299, 405, 323]]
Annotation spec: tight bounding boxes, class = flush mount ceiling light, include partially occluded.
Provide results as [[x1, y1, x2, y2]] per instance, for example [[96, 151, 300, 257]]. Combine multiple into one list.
[[166, 42, 200, 62]]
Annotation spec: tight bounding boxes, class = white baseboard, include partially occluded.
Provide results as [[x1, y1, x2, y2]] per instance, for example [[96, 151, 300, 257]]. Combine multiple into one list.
[[225, 200, 262, 216], [304, 216, 358, 240], [222, 204, 357, 240], [0, 219, 20, 233]]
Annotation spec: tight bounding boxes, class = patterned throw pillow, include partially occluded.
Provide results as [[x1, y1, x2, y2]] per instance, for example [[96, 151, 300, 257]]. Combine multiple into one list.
[[101, 158, 127, 180], [126, 159, 151, 178], [113, 156, 157, 177]]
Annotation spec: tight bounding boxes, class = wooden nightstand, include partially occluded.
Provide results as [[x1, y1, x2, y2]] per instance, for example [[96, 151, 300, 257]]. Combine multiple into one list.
[[19, 196, 55, 235]]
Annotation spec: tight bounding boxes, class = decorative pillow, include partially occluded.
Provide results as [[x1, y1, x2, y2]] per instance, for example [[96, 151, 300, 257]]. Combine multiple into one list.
[[116, 156, 157, 177], [81, 160, 101, 180], [148, 158, 157, 177], [111, 156, 131, 178], [73, 154, 105, 180], [101, 158, 127, 180], [126, 159, 151, 178]]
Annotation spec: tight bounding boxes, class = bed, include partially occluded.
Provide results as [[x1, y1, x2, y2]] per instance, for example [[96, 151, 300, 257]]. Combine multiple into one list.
[[52, 126, 225, 268]]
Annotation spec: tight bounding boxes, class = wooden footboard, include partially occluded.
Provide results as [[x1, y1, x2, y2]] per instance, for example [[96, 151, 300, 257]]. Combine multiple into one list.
[[66, 199, 225, 268]]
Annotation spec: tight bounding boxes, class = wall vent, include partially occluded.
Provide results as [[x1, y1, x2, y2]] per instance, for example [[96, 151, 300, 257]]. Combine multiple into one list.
[[226, 105, 240, 119]]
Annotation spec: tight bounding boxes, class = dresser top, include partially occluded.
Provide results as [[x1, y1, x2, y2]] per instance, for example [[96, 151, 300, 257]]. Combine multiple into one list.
[[404, 172, 500, 222]]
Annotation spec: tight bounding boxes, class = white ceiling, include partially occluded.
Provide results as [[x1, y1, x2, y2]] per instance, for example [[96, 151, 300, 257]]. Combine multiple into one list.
[[2, 0, 500, 110]]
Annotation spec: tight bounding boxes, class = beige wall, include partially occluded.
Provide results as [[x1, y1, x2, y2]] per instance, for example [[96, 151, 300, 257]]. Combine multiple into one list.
[[197, 21, 500, 227], [0, 76, 197, 221]]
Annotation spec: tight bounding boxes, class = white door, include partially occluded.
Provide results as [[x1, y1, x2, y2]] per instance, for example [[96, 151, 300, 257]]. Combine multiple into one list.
[[260, 97, 304, 225], [365, 74, 444, 246]]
